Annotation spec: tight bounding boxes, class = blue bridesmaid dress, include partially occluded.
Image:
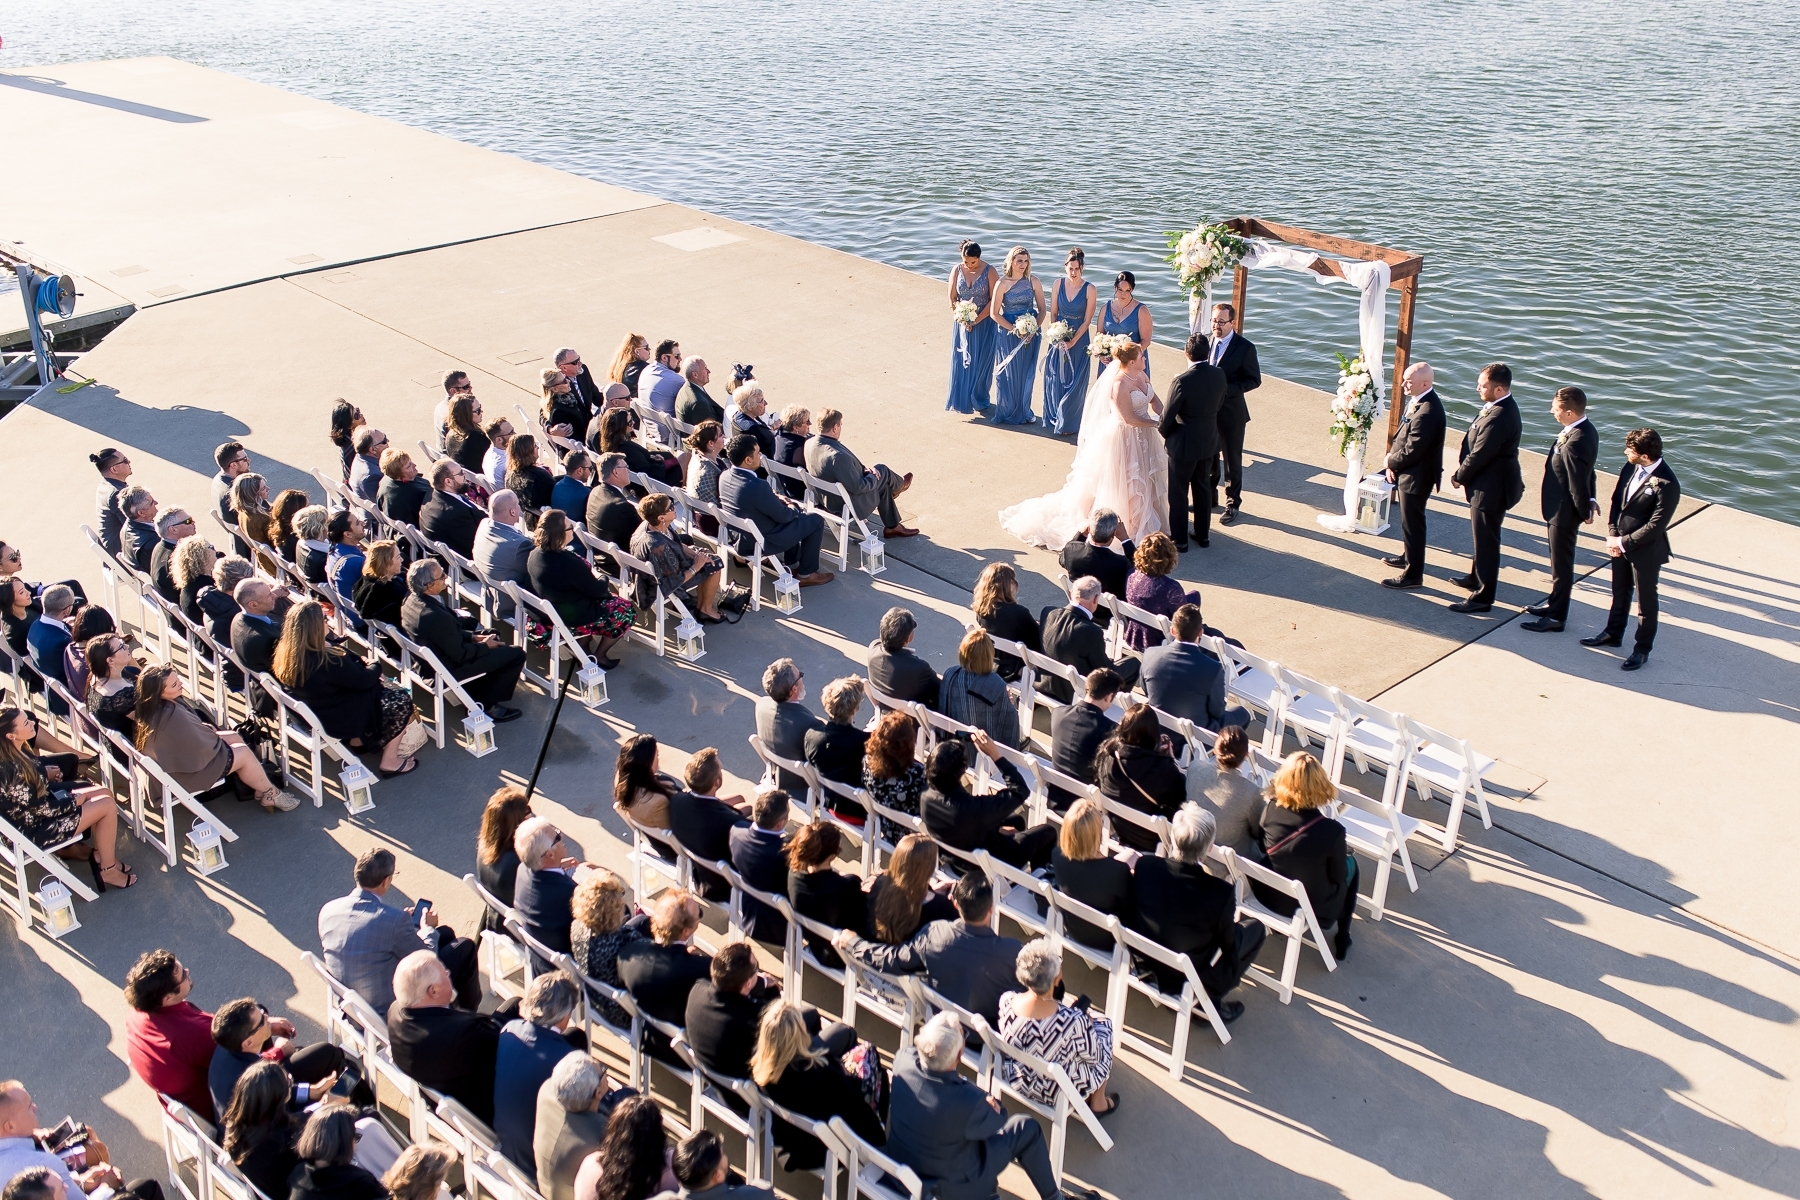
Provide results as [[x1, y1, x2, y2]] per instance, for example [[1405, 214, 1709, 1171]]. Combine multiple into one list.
[[946, 266, 998, 413], [1103, 299, 1149, 383], [1041, 278, 1094, 435], [990, 277, 1041, 425]]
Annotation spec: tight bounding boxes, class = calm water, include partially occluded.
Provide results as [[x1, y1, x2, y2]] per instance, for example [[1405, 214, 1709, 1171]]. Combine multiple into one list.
[[6, 0, 1798, 522]]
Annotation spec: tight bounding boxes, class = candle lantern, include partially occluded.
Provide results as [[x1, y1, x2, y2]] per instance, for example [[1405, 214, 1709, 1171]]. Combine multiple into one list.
[[1355, 475, 1393, 535], [462, 708, 497, 757], [674, 616, 706, 662], [577, 661, 609, 709], [339, 762, 377, 815], [37, 879, 80, 937], [859, 534, 887, 576], [773, 573, 802, 614], [186, 820, 229, 875]]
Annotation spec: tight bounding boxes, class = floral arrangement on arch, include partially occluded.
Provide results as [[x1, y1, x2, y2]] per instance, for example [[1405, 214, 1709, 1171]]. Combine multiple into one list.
[[1163, 221, 1248, 300], [1329, 352, 1381, 457]]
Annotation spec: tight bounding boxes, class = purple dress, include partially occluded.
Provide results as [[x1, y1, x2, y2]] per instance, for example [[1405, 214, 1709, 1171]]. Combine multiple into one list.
[[1123, 571, 1201, 651]]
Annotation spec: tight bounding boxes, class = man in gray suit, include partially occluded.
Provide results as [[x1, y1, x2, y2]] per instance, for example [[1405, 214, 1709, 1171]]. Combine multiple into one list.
[[832, 872, 1019, 1025], [1140, 605, 1250, 731], [318, 848, 480, 1015], [803, 408, 916, 538], [754, 657, 822, 793], [474, 490, 533, 613], [534, 1053, 624, 1200]]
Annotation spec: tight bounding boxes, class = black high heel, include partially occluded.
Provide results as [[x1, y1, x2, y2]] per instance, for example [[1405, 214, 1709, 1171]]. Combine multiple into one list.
[[87, 848, 105, 893]]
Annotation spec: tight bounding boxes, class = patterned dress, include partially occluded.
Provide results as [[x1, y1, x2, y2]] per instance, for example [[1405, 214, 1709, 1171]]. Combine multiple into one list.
[[863, 761, 926, 843], [0, 760, 81, 847], [996, 991, 1114, 1105], [571, 918, 649, 1028]]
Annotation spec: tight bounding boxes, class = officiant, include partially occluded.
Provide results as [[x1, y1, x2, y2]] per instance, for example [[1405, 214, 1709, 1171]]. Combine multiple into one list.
[[1207, 303, 1261, 526]]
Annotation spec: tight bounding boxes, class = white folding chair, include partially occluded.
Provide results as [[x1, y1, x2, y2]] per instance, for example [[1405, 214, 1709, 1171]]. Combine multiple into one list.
[[1329, 688, 1411, 805], [1330, 783, 1420, 920], [1403, 714, 1496, 851], [1213, 640, 1284, 747], [1210, 845, 1336, 1003], [831, 1116, 924, 1200]]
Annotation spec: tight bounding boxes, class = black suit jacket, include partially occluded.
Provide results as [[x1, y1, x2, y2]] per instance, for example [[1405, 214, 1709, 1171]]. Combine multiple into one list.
[[684, 979, 778, 1083], [1607, 460, 1680, 566], [1212, 333, 1262, 424], [1159, 361, 1226, 463], [420, 489, 482, 558], [584, 484, 641, 553], [1053, 849, 1134, 950], [867, 643, 940, 709], [378, 476, 433, 528], [1452, 395, 1525, 511], [729, 823, 791, 944], [388, 1004, 503, 1122], [920, 758, 1031, 856], [1541, 419, 1600, 521], [230, 612, 282, 716], [1058, 534, 1134, 603], [1130, 855, 1242, 994], [669, 790, 744, 899], [401, 593, 484, 672], [616, 939, 713, 1029], [1050, 702, 1114, 786], [1385, 389, 1448, 494], [1038, 606, 1123, 703]]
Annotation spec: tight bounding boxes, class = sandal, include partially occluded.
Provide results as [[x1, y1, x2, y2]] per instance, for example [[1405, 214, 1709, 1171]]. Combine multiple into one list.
[[1094, 1093, 1122, 1118], [94, 858, 138, 892], [259, 788, 301, 812], [377, 755, 419, 779]]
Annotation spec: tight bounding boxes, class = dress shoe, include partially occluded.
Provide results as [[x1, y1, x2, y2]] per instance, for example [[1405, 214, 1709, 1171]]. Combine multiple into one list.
[[1219, 507, 1240, 526], [1579, 632, 1623, 648], [882, 525, 919, 538], [1381, 575, 1423, 590], [1382, 554, 1409, 569], [1621, 650, 1650, 671], [1524, 602, 1552, 617], [1174, 542, 1189, 553], [1218, 999, 1246, 1025], [797, 571, 835, 587], [489, 704, 523, 723], [1447, 599, 1492, 614], [896, 472, 913, 495], [1520, 617, 1564, 633], [1196, 536, 1210, 548], [1448, 573, 1479, 590]]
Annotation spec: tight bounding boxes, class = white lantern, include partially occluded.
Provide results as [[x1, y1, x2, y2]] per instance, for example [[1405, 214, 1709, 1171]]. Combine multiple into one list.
[[186, 820, 228, 875], [36, 878, 80, 937], [859, 534, 887, 576], [338, 761, 377, 815], [674, 616, 706, 662], [773, 572, 802, 614], [462, 707, 497, 757], [577, 661, 609, 709], [1355, 475, 1393, 535]]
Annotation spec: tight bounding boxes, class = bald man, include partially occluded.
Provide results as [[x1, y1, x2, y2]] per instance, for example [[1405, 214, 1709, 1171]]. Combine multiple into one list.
[[1381, 362, 1447, 589]]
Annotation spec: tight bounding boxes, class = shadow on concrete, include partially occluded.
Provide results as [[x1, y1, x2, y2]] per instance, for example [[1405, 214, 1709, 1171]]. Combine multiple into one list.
[[0, 73, 208, 123]]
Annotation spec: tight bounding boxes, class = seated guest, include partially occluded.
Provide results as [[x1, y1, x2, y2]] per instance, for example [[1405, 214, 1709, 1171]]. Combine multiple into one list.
[[867, 607, 939, 709], [570, 869, 650, 1029], [0, 1086, 167, 1200], [805, 407, 917, 538], [513, 816, 595, 957], [196, 556, 254, 664], [1122, 532, 1200, 651], [637, 338, 684, 414], [719, 434, 832, 586], [319, 847, 480, 1014], [668, 748, 748, 902], [480, 415, 515, 490], [938, 628, 1021, 748], [120, 486, 161, 572], [628, 494, 724, 623], [573, 1095, 679, 1200], [540, 367, 590, 448], [211, 441, 252, 527], [134, 666, 290, 811], [418, 460, 484, 559], [288, 1106, 386, 1200], [230, 579, 290, 717], [1058, 509, 1134, 628], [1051, 799, 1133, 950], [786, 820, 865, 967], [610, 333, 651, 397], [173, 535, 218, 623], [754, 657, 821, 794], [3, 578, 40, 674], [684, 942, 782, 1083], [122, 949, 216, 1120], [728, 790, 792, 944], [387, 950, 513, 1123], [724, 382, 777, 463], [328, 400, 365, 482], [350, 428, 387, 503], [151, 511, 193, 604], [613, 731, 677, 835], [769, 406, 811, 501], [60, 605, 112, 706], [551, 351, 602, 443], [475, 490, 533, 591], [26, 585, 77, 712], [1094, 703, 1185, 852], [351, 541, 406, 628], [921, 733, 1055, 869], [221, 1062, 302, 1200], [269, 490, 309, 565], [1140, 603, 1250, 731], [803, 675, 869, 803], [293, 506, 331, 584], [401, 559, 526, 722], [674, 356, 724, 428], [93, 445, 133, 556], [381, 1145, 452, 1200], [865, 833, 957, 945], [495, 973, 585, 1170], [376, 450, 432, 529], [616, 890, 712, 1062], [534, 1054, 624, 1200], [1132, 804, 1262, 1022], [596, 408, 678, 488], [506, 434, 555, 511], [1186, 725, 1264, 859], [998, 939, 1117, 1115], [1047, 668, 1120, 812], [1257, 751, 1359, 960], [232, 474, 275, 555], [862, 709, 925, 841], [274, 600, 423, 778], [886, 1012, 1095, 1200], [583, 454, 642, 557], [1039, 576, 1139, 702], [206, 995, 345, 1121], [549, 450, 594, 525], [834, 872, 1022, 1025], [973, 562, 1040, 682], [682, 422, 726, 535], [528, 509, 632, 668], [325, 510, 367, 616], [752, 1000, 885, 1173], [475, 785, 532, 935]]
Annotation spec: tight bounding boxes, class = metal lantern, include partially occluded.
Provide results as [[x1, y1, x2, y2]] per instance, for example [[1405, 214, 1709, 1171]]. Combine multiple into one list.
[[37, 879, 80, 938], [674, 616, 706, 662], [1355, 475, 1393, 535], [859, 534, 887, 576], [773, 572, 803, 614], [186, 820, 229, 875], [577, 660, 609, 709], [462, 707, 497, 757], [339, 762, 377, 815]]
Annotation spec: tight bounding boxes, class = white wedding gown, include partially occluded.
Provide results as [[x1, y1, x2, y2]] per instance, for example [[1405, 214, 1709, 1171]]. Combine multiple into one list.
[[999, 363, 1171, 551]]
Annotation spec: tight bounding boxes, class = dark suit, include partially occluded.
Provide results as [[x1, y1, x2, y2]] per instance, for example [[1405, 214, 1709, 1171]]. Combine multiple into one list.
[[1450, 395, 1524, 604], [378, 476, 433, 529], [866, 642, 940, 709], [718, 466, 825, 575], [514, 865, 578, 956], [1384, 388, 1447, 580], [675, 382, 725, 429], [1539, 418, 1600, 621], [25, 617, 73, 716], [124, 519, 159, 573], [1210, 332, 1262, 510], [754, 696, 823, 793], [419, 489, 483, 559], [841, 919, 1022, 1026], [684, 978, 778, 1083], [150, 539, 180, 603], [1057, 534, 1134, 627], [616, 939, 712, 1060], [1160, 359, 1226, 546], [1602, 460, 1680, 651], [1132, 855, 1263, 997], [584, 483, 641, 559], [669, 790, 743, 901], [921, 757, 1053, 869], [230, 611, 281, 717], [401, 593, 525, 705], [887, 1046, 1058, 1200], [1139, 640, 1248, 731], [388, 1003, 506, 1123], [1048, 701, 1114, 811], [1038, 605, 1137, 703], [728, 823, 790, 944]]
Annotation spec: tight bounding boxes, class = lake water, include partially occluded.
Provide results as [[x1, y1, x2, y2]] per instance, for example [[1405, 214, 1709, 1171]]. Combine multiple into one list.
[[6, 0, 1798, 522]]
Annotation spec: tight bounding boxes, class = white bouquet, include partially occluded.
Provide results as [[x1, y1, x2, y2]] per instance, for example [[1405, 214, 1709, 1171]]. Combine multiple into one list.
[[1088, 331, 1119, 360], [1043, 319, 1073, 346], [953, 299, 981, 328], [1163, 221, 1248, 299], [1328, 351, 1381, 457], [1011, 313, 1039, 342]]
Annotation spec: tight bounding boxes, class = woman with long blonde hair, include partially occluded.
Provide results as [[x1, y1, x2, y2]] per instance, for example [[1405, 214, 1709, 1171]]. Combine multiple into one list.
[[750, 999, 886, 1172], [274, 599, 422, 777], [988, 245, 1046, 426], [608, 332, 651, 393]]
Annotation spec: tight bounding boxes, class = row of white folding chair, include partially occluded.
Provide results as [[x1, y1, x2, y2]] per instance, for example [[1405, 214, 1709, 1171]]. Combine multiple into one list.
[[158, 1094, 271, 1200], [574, 527, 702, 658], [759, 453, 881, 574], [832, 1114, 926, 1200], [498, 581, 608, 708], [81, 522, 153, 636], [980, 634, 1043, 733], [628, 468, 797, 612]]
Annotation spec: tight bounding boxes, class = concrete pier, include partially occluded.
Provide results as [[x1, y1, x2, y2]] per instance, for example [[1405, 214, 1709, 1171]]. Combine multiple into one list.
[[2, 59, 1796, 1199]]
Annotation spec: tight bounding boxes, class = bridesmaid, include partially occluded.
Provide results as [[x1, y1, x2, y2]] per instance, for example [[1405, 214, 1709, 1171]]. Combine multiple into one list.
[[1042, 248, 1097, 436], [946, 240, 1000, 414], [1102, 271, 1154, 383], [989, 246, 1046, 426]]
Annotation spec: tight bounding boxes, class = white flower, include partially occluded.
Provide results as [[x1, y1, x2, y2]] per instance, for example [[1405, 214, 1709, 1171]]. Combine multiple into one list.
[[1043, 320, 1073, 345], [953, 300, 980, 327], [1012, 314, 1039, 342]]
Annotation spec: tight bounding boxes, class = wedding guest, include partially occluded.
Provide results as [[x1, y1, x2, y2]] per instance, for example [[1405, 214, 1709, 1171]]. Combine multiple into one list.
[[1057, 511, 1134, 627], [988, 246, 1045, 426], [615, 890, 712, 1063], [92, 446, 133, 556], [1583, 426, 1680, 670], [550, 450, 594, 525], [833, 871, 1023, 1027], [400, 559, 527, 722], [386, 951, 506, 1121], [629, 494, 724, 623], [1184, 726, 1263, 858], [754, 657, 821, 793], [1094, 704, 1185, 853], [1132, 803, 1261, 1020], [419, 461, 483, 558], [1102, 271, 1153, 383], [598, 408, 680, 487], [25, 587, 76, 713], [196, 552, 251, 649], [475, 491, 533, 592], [669, 748, 747, 902], [938, 628, 1020, 748], [1256, 751, 1358, 959], [351, 541, 406, 627], [921, 733, 1054, 870], [444, 395, 490, 473], [554, 348, 606, 430], [476, 785, 532, 935], [481, 416, 516, 490], [434, 369, 473, 449], [134, 667, 291, 811], [674, 357, 723, 428], [205, 996, 345, 1121], [770, 406, 811, 501], [120, 486, 160, 572], [85, 635, 140, 740], [945, 239, 1000, 415], [124, 948, 215, 1119], [729, 790, 792, 945], [289, 1107, 385, 1200], [1160, 332, 1226, 550], [377, 450, 432, 529], [325, 510, 367, 615], [973, 562, 1040, 682], [320, 850, 484, 1018], [607, 333, 651, 398], [998, 939, 1117, 1115], [1041, 248, 1097, 436], [507, 435, 556, 511], [1121, 532, 1200, 651], [212, 440, 252, 528], [683, 422, 727, 532], [533, 1055, 619, 1200], [786, 820, 865, 966], [1447, 362, 1524, 614], [173, 536, 219, 623], [1051, 799, 1133, 949], [613, 732, 677, 835], [1039, 576, 1139, 702], [541, 366, 591, 448], [1140, 604, 1248, 731], [268, 489, 309, 564], [528, 509, 633, 667], [1522, 385, 1600, 631], [805, 408, 917, 538], [751, 1000, 886, 1173], [513, 817, 589, 957], [1380, 361, 1447, 589], [292, 506, 331, 584], [151, 509, 198, 603], [1048, 669, 1119, 812], [381, 1146, 452, 1200], [866, 833, 957, 944], [720, 435, 832, 585], [231, 579, 285, 718], [867, 606, 939, 708], [637, 338, 684, 414], [584, 454, 641, 562], [1206, 302, 1260, 526], [803, 675, 869, 801], [572, 1094, 678, 1200], [221, 1062, 302, 1200], [863, 710, 926, 841], [327, 400, 364, 482], [494, 973, 585, 1170], [276, 600, 423, 777], [684, 940, 788, 1085], [569, 869, 649, 1029], [725, 383, 777, 463], [350, 428, 388, 503]]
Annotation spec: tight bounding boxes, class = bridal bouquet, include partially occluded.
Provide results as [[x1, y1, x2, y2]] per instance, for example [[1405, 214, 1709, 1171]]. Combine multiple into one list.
[[1011, 313, 1039, 342], [1043, 319, 1073, 346], [953, 299, 981, 327], [1328, 351, 1381, 457], [1088, 332, 1120, 360], [1163, 220, 1247, 299]]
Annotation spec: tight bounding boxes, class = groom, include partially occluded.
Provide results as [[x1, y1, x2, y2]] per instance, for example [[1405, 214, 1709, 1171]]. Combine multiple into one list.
[[1160, 333, 1226, 550]]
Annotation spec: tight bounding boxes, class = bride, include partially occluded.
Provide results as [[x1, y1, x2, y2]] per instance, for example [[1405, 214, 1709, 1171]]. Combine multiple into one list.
[[1000, 339, 1170, 550]]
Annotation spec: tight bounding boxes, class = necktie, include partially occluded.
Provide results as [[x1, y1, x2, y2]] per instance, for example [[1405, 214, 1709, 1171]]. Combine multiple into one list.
[[1212, 339, 1224, 366]]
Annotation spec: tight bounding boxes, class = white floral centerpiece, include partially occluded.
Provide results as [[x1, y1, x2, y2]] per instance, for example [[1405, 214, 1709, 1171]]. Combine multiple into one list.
[[1088, 331, 1120, 360], [1164, 220, 1248, 329], [953, 299, 981, 328], [1011, 313, 1039, 342], [1328, 351, 1381, 456], [1042, 319, 1072, 346]]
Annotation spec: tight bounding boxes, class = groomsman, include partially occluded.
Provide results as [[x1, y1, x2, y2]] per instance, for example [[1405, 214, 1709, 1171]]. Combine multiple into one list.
[[1207, 303, 1261, 525], [1582, 428, 1679, 670], [1159, 332, 1226, 550], [1380, 362, 1447, 589], [1447, 363, 1524, 613], [1522, 386, 1600, 632]]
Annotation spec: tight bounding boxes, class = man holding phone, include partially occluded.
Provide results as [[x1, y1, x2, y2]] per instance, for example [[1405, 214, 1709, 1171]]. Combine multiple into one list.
[[318, 848, 481, 1017], [0, 1082, 167, 1200]]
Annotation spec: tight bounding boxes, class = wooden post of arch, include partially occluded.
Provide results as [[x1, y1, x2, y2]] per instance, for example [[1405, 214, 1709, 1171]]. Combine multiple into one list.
[[1218, 219, 1424, 449]]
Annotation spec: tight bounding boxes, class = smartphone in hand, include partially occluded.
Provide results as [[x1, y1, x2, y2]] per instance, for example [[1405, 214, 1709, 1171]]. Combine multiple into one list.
[[413, 899, 432, 928]]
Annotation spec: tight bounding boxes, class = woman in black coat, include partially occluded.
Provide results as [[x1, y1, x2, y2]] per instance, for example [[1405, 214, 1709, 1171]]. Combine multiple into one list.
[[972, 562, 1040, 682], [504, 434, 555, 511], [376, 453, 432, 528], [1255, 750, 1358, 959], [525, 509, 632, 669], [804, 676, 869, 795], [1050, 798, 1134, 950], [919, 733, 1055, 870], [1093, 704, 1186, 853], [475, 785, 531, 935], [223, 1061, 302, 1200], [272, 600, 421, 778], [786, 822, 866, 967], [350, 542, 407, 627], [769, 409, 811, 501], [443, 394, 490, 474], [752, 1001, 885, 1172], [287, 1107, 387, 1200], [596, 408, 680, 486]]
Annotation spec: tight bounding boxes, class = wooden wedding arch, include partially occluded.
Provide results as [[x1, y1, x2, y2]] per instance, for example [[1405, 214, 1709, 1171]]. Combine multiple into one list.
[[1217, 218, 1423, 447]]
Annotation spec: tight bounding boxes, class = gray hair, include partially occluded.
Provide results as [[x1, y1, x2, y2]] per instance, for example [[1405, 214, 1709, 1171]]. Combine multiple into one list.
[[213, 555, 255, 593], [1071, 575, 1102, 604], [294, 505, 329, 541], [762, 657, 801, 703], [1090, 509, 1121, 543], [821, 676, 865, 724], [120, 486, 155, 518], [40, 584, 75, 617], [521, 971, 579, 1027], [550, 1052, 603, 1110], [406, 559, 442, 597], [554, 347, 580, 367], [1171, 802, 1217, 865], [515, 815, 560, 866], [392, 950, 447, 1008], [878, 607, 916, 652], [681, 356, 707, 383], [155, 509, 192, 538], [1014, 938, 1062, 996], [914, 1012, 964, 1072]]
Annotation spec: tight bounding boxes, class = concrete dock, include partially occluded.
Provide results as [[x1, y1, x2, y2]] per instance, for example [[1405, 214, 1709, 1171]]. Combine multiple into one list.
[[2, 58, 1797, 1199]]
